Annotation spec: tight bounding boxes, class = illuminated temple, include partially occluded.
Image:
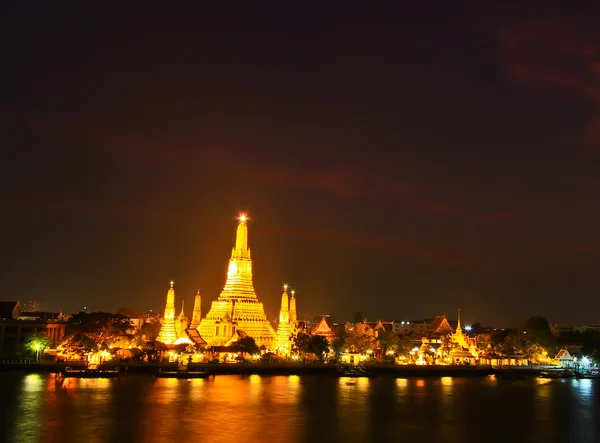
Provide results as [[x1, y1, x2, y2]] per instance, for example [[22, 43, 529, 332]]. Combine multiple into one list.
[[198, 214, 276, 347]]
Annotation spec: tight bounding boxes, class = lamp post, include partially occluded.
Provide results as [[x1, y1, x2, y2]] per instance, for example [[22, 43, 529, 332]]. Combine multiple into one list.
[[34, 343, 41, 362]]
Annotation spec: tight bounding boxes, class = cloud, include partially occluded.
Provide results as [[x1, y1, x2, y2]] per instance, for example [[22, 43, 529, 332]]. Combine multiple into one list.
[[36, 114, 518, 223], [498, 18, 600, 102], [583, 114, 600, 149], [258, 225, 475, 266], [418, 202, 518, 222], [575, 243, 600, 254]]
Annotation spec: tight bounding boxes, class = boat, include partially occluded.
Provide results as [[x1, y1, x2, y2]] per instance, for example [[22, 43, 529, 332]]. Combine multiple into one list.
[[61, 365, 121, 378], [575, 370, 600, 379], [156, 366, 210, 379], [337, 364, 375, 378], [539, 370, 574, 379]]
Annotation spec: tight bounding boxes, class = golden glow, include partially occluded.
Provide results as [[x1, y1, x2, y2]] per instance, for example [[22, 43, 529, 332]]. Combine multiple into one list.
[[239, 213, 247, 222], [283, 284, 288, 291]]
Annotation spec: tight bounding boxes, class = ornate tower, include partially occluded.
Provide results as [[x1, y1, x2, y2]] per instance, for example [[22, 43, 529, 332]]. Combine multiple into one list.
[[198, 214, 276, 347], [289, 290, 297, 323], [156, 281, 178, 344], [275, 285, 293, 355], [190, 290, 202, 329]]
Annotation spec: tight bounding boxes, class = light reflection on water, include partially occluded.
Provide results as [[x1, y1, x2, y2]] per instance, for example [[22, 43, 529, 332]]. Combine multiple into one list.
[[1, 373, 599, 443]]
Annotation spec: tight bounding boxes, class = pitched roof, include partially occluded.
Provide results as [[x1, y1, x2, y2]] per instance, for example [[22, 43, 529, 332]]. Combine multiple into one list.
[[429, 314, 453, 335], [555, 349, 573, 361], [186, 329, 207, 346], [313, 316, 335, 337]]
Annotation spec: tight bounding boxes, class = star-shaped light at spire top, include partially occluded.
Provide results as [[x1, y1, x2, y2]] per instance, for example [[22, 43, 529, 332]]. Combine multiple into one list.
[[170, 281, 174, 288], [283, 284, 288, 292], [239, 213, 248, 223]]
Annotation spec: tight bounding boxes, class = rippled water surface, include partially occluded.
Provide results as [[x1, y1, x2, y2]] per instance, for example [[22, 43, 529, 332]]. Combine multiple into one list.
[[1, 373, 599, 443]]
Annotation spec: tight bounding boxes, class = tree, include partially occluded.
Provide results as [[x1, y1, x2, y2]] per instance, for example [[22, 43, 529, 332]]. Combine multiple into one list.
[[63, 312, 134, 350], [476, 335, 491, 353], [499, 335, 525, 355], [24, 333, 51, 361], [377, 330, 397, 354], [343, 322, 377, 354], [233, 336, 259, 357], [524, 317, 556, 349], [293, 332, 312, 360], [308, 335, 330, 362]]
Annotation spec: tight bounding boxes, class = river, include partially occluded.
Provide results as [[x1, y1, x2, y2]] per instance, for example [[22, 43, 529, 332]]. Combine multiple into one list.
[[0, 373, 598, 443]]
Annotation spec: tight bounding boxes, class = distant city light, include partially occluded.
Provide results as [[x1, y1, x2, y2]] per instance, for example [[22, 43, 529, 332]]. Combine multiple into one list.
[[465, 325, 472, 332]]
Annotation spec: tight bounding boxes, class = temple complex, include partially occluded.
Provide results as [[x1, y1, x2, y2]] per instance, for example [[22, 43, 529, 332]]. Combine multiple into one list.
[[156, 281, 178, 344], [198, 214, 276, 347], [275, 285, 295, 355]]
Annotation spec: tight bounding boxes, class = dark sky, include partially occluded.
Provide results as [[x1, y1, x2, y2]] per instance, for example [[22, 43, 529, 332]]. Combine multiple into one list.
[[1, 3, 599, 327]]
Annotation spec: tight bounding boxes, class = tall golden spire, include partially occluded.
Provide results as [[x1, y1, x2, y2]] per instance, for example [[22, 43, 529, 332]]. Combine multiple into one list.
[[234, 213, 249, 253], [190, 289, 202, 329], [289, 289, 297, 323], [276, 284, 293, 355], [157, 281, 177, 344], [279, 284, 290, 324], [456, 308, 463, 335]]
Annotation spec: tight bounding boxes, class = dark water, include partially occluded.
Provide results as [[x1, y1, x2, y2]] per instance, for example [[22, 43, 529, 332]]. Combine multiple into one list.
[[1, 373, 599, 443]]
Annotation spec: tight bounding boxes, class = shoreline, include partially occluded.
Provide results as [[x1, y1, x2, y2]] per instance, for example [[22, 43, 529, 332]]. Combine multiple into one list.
[[0, 362, 552, 378]]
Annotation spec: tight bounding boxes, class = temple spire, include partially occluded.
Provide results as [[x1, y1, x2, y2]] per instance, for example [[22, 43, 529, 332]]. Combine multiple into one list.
[[191, 290, 202, 329], [279, 284, 289, 324], [157, 281, 178, 344], [289, 290, 297, 323], [235, 213, 248, 252], [178, 300, 185, 320], [456, 308, 462, 332]]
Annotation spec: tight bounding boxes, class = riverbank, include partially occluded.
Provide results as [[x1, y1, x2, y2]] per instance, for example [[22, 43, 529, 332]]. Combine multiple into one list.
[[0, 361, 505, 377]]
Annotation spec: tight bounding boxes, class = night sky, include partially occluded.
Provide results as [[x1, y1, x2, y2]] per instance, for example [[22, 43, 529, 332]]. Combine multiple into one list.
[[2, 3, 599, 327]]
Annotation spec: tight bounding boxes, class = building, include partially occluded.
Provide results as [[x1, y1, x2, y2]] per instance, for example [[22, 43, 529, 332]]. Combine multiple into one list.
[[0, 301, 66, 357], [198, 214, 276, 347]]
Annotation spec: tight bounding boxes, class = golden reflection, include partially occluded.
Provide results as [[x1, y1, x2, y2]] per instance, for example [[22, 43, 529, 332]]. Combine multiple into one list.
[[441, 377, 453, 386], [396, 378, 408, 388], [12, 374, 44, 442], [416, 379, 426, 388]]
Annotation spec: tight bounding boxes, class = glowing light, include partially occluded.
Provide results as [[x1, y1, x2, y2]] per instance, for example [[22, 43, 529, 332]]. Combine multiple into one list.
[[283, 284, 288, 291], [582, 356, 590, 366], [239, 213, 247, 222], [464, 325, 472, 332], [34, 343, 40, 350]]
